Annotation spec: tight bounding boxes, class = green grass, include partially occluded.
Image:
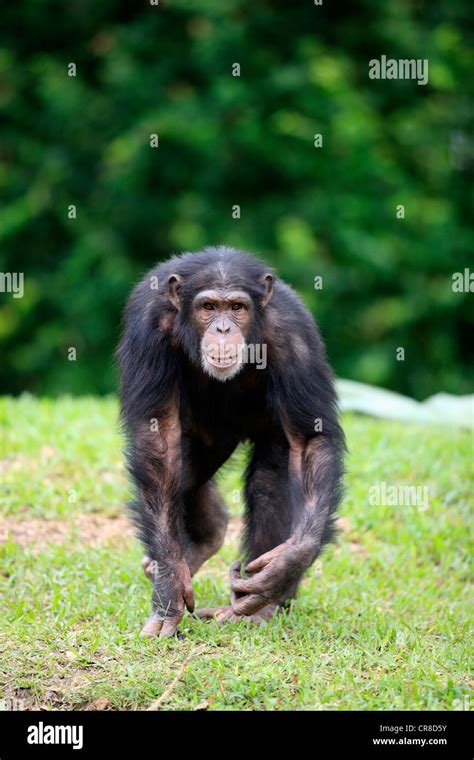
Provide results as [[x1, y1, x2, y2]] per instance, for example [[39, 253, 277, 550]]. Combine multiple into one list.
[[0, 395, 472, 710]]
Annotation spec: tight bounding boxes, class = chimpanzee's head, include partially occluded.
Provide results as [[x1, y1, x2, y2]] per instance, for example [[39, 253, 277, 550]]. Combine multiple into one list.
[[167, 248, 273, 381]]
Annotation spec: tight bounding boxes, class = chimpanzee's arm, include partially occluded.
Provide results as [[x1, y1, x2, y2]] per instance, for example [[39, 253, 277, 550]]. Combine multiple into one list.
[[230, 434, 343, 615], [127, 401, 195, 638], [230, 313, 345, 615], [285, 429, 344, 559], [116, 278, 193, 637]]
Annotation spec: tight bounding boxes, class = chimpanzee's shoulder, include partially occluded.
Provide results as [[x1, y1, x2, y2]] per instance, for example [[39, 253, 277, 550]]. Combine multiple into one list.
[[263, 279, 323, 368], [272, 279, 317, 325]]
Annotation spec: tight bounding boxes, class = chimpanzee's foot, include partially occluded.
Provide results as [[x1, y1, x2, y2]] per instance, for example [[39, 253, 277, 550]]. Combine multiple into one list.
[[195, 603, 281, 626]]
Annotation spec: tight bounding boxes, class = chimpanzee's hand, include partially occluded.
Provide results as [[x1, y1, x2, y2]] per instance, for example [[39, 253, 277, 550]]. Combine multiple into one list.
[[229, 541, 308, 616], [141, 559, 194, 639]]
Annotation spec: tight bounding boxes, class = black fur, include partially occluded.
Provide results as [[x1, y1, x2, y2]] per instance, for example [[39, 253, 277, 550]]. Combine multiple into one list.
[[116, 246, 345, 618]]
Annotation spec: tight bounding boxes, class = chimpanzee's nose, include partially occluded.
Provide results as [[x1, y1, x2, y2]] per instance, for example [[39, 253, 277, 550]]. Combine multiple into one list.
[[216, 319, 231, 334]]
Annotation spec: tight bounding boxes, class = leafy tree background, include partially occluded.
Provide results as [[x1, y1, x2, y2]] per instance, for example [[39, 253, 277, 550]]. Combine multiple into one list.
[[0, 0, 472, 398]]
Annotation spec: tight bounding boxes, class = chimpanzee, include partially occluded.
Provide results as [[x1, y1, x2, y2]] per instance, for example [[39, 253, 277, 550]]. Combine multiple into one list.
[[117, 246, 345, 638]]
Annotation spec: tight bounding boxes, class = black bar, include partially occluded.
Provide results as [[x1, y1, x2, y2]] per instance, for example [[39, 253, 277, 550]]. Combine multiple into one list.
[[0, 710, 470, 757]]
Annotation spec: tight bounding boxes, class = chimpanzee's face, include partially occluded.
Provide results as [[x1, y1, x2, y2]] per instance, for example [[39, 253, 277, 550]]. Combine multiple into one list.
[[167, 267, 273, 382], [193, 289, 252, 381]]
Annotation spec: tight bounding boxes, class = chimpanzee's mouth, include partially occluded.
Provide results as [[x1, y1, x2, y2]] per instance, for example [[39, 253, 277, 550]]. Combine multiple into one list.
[[204, 351, 238, 369], [201, 338, 245, 381]]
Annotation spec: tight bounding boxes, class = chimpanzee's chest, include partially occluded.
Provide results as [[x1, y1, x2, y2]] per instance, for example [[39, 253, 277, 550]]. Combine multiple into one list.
[[182, 368, 272, 444]]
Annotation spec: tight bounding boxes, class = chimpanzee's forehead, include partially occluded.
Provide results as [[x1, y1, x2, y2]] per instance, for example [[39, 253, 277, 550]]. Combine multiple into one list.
[[188, 262, 258, 293], [193, 288, 252, 304]]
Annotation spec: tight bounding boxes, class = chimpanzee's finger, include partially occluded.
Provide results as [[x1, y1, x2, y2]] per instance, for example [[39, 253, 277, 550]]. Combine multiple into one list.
[[159, 616, 182, 638], [183, 583, 195, 613], [229, 560, 251, 597], [141, 613, 164, 638], [230, 584, 240, 608], [229, 561, 245, 606], [246, 552, 273, 573], [229, 560, 241, 583], [230, 574, 261, 594], [231, 563, 274, 595], [232, 592, 266, 616]]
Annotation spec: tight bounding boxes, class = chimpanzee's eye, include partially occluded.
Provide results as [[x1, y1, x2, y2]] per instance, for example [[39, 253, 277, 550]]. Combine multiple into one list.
[[203, 302, 215, 310], [232, 303, 244, 311]]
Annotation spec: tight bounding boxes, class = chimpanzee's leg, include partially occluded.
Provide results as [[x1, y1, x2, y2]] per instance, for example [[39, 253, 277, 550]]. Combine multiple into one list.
[[196, 437, 302, 624], [242, 439, 297, 562], [142, 480, 228, 579], [184, 481, 229, 573]]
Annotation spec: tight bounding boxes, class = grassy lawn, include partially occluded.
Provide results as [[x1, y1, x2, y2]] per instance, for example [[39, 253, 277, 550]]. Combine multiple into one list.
[[0, 395, 472, 711]]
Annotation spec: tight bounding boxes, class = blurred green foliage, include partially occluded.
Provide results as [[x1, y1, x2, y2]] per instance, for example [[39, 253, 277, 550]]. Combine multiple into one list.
[[0, 0, 472, 398]]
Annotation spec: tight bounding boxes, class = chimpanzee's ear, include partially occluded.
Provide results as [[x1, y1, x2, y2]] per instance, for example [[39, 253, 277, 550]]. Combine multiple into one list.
[[261, 273, 273, 307], [168, 274, 183, 309]]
